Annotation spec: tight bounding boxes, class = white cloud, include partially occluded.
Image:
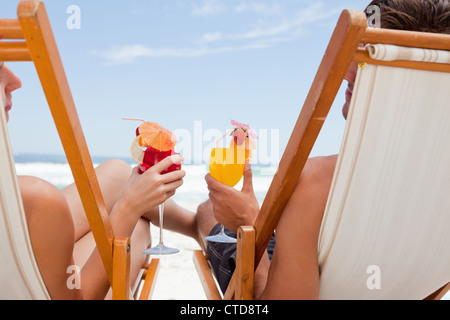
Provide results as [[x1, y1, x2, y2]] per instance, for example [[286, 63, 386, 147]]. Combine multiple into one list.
[[191, 0, 227, 17], [94, 1, 342, 65], [235, 2, 282, 15], [197, 2, 338, 44], [197, 22, 289, 44], [200, 32, 224, 43], [93, 43, 271, 65], [191, 0, 285, 17]]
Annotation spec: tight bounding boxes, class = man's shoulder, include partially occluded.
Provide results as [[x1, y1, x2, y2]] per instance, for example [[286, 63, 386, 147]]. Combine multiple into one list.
[[305, 155, 338, 177]]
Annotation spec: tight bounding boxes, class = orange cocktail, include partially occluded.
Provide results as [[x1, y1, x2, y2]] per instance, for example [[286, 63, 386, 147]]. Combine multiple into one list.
[[209, 120, 257, 187], [209, 146, 246, 187], [206, 120, 258, 244]]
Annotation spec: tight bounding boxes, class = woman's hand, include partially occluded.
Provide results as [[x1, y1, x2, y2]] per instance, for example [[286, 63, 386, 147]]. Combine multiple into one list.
[[116, 154, 185, 221]]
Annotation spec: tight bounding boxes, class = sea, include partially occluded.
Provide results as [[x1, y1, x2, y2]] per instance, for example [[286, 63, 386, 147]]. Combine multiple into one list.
[[13, 153, 277, 206]]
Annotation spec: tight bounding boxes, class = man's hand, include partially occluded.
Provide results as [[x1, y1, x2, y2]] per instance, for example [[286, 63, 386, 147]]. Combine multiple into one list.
[[205, 162, 260, 232]]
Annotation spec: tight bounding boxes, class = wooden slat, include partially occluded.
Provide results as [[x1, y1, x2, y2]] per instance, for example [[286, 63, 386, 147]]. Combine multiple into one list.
[[234, 227, 255, 300], [112, 237, 131, 300], [193, 250, 222, 300], [138, 259, 160, 300], [354, 48, 450, 73], [0, 19, 24, 39], [363, 28, 450, 51], [17, 1, 115, 283], [424, 282, 450, 300], [0, 41, 31, 61]]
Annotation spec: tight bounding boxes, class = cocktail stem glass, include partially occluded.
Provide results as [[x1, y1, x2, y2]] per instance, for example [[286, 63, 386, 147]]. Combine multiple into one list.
[[158, 202, 165, 246]]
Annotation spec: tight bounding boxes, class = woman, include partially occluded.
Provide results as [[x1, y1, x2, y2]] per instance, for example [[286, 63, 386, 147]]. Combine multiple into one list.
[[1, 61, 197, 299]]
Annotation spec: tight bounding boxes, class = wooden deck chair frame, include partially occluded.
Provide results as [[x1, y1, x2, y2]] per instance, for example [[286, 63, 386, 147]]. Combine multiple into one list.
[[194, 9, 450, 300], [0, 1, 159, 300]]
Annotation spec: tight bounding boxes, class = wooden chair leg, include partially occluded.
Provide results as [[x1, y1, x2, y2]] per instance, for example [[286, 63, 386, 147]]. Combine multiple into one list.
[[234, 226, 256, 300], [112, 237, 131, 300], [193, 250, 222, 300], [138, 259, 160, 300], [424, 282, 450, 300]]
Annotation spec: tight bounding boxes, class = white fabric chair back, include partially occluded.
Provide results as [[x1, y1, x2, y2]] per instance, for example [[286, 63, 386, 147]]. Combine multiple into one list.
[[318, 48, 450, 299], [0, 102, 50, 300]]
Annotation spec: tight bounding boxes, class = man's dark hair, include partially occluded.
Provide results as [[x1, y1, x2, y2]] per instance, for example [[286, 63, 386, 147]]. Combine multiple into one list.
[[366, 0, 450, 34]]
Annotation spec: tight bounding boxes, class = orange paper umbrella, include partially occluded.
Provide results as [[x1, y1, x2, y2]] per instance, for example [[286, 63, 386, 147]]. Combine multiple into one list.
[[138, 121, 177, 151]]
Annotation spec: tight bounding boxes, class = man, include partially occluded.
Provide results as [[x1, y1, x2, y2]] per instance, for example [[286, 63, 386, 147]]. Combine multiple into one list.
[[196, 0, 450, 299]]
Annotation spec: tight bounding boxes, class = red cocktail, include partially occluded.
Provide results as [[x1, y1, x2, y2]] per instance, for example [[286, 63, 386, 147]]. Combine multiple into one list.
[[139, 146, 181, 174], [126, 118, 181, 255]]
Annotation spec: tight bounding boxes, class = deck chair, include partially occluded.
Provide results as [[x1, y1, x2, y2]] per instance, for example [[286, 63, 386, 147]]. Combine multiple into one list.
[[194, 9, 450, 300], [0, 1, 159, 300]]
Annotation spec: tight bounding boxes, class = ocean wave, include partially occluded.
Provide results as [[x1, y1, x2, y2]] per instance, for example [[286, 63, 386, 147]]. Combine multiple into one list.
[[14, 162, 275, 201], [15, 162, 75, 187]]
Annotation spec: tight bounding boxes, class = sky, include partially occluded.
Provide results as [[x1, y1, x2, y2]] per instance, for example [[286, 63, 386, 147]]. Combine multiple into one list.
[[4, 0, 370, 165]]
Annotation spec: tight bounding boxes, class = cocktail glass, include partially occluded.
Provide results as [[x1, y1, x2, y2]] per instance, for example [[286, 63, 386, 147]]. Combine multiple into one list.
[[205, 147, 245, 243]]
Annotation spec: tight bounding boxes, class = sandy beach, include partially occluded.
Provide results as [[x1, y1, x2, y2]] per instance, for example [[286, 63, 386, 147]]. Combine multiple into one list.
[[148, 224, 207, 300], [143, 177, 216, 300], [146, 200, 208, 300]]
